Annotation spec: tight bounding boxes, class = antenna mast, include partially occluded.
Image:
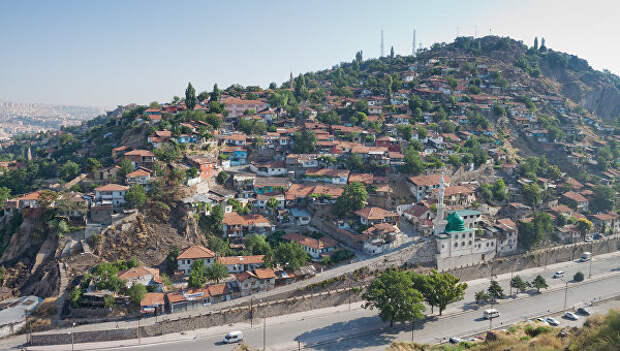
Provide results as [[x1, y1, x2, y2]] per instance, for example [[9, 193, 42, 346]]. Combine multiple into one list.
[[380, 29, 384, 57], [412, 28, 416, 56]]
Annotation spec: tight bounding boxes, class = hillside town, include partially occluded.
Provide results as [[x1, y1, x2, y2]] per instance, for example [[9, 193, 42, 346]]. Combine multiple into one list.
[[0, 36, 618, 340]]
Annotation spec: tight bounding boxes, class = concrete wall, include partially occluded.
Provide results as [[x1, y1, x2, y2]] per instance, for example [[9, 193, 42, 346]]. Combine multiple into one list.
[[30, 287, 362, 346], [444, 235, 620, 282]]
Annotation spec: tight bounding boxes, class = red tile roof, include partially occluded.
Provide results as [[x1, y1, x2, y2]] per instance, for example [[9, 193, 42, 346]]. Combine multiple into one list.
[[95, 184, 130, 192], [354, 207, 398, 220], [217, 255, 265, 265], [409, 174, 450, 187], [283, 233, 338, 250], [178, 246, 215, 259]]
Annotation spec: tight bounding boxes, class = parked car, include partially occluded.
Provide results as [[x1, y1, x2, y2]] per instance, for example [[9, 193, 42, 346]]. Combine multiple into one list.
[[546, 317, 560, 326], [535, 317, 548, 324], [223, 331, 244, 344], [584, 236, 593, 242], [553, 271, 565, 279], [577, 307, 591, 315], [449, 337, 463, 344], [563, 312, 579, 320]]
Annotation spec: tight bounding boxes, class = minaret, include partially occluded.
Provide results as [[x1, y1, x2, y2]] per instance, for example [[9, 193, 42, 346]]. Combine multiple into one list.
[[26, 144, 32, 161], [434, 173, 447, 235]]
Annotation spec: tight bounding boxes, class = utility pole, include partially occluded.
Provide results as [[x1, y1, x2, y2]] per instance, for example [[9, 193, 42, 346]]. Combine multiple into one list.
[[263, 318, 266, 351], [588, 242, 593, 279], [138, 317, 141, 345], [563, 280, 569, 310], [250, 296, 254, 327], [71, 322, 76, 351]]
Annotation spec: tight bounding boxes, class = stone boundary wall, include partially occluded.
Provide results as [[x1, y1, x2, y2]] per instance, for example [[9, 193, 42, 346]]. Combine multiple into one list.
[[30, 287, 362, 346], [445, 235, 620, 282]]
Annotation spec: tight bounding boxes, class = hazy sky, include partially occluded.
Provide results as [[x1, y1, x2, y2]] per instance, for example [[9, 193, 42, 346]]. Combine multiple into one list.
[[0, 0, 618, 108]]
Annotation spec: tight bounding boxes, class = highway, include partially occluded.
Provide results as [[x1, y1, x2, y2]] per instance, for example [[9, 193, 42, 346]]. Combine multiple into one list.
[[26, 251, 620, 351]]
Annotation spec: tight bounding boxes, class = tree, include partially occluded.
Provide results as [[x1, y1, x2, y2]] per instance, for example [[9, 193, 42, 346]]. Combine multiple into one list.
[[401, 146, 424, 175], [390, 46, 395, 58], [576, 218, 593, 239], [492, 178, 507, 201], [200, 204, 224, 235], [210, 83, 221, 102], [425, 270, 468, 315], [205, 262, 229, 283], [274, 242, 308, 271], [522, 183, 541, 207], [475, 290, 491, 304], [245, 234, 273, 266], [532, 275, 548, 293], [188, 259, 206, 288], [185, 82, 197, 111], [118, 158, 134, 180], [128, 283, 147, 305], [355, 50, 363, 63], [362, 270, 425, 327], [334, 181, 368, 216], [87, 158, 102, 173], [216, 170, 230, 184], [266, 197, 279, 218], [71, 285, 82, 307], [518, 212, 553, 250], [533, 37, 538, 50], [487, 280, 505, 302], [125, 185, 147, 208], [293, 129, 317, 153], [573, 271, 584, 282], [59, 160, 80, 181], [510, 275, 529, 294], [590, 185, 615, 213], [0, 187, 10, 208], [540, 37, 546, 51]]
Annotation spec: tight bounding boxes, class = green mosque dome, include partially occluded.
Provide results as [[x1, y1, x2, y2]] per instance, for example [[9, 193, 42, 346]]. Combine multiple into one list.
[[445, 211, 466, 232]]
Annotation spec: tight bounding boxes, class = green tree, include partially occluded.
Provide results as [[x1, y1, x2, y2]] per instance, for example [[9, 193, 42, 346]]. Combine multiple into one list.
[[274, 242, 308, 271], [426, 270, 468, 315], [0, 187, 10, 208], [210, 83, 221, 102], [200, 204, 224, 235], [188, 259, 206, 288], [59, 160, 80, 181], [510, 275, 529, 294], [531, 275, 548, 293], [293, 129, 317, 153], [533, 37, 538, 50], [362, 270, 426, 327], [87, 158, 103, 173], [390, 46, 395, 58], [401, 146, 424, 175], [205, 262, 229, 283], [71, 285, 82, 307], [245, 234, 273, 266], [475, 290, 491, 304], [334, 181, 368, 216], [492, 178, 507, 201], [185, 82, 197, 111], [487, 280, 505, 302], [522, 183, 541, 207], [590, 185, 615, 213], [128, 283, 147, 305], [125, 185, 147, 208], [518, 212, 552, 250], [216, 171, 230, 184], [573, 271, 584, 282], [118, 158, 134, 180], [576, 218, 593, 239]]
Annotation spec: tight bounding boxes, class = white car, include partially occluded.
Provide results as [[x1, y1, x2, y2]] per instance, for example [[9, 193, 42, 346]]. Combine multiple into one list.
[[535, 317, 548, 324], [449, 337, 463, 344], [546, 317, 560, 326], [563, 312, 579, 320], [553, 271, 565, 279], [223, 331, 244, 344]]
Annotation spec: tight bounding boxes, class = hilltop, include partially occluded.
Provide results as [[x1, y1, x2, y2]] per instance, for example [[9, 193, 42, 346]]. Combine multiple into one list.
[[0, 35, 617, 331]]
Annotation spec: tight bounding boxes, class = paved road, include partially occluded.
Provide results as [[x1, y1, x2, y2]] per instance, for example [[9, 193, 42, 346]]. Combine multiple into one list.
[[25, 252, 620, 351]]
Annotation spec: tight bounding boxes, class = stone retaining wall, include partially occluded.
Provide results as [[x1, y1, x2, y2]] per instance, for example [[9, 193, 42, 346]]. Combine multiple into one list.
[[30, 287, 362, 346]]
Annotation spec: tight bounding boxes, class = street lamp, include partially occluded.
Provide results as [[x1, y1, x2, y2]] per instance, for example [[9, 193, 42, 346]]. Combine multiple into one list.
[[562, 279, 569, 310], [71, 322, 76, 351]]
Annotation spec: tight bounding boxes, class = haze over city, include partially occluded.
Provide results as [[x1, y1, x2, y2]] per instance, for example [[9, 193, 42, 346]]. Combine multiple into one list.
[[0, 0, 618, 107]]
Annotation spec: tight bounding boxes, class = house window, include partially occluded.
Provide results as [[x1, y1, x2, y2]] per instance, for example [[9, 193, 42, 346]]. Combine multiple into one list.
[[454, 242, 458, 247]]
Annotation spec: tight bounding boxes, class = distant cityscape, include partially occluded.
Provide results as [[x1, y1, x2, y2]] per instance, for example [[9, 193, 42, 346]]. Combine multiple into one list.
[[0, 101, 105, 140]]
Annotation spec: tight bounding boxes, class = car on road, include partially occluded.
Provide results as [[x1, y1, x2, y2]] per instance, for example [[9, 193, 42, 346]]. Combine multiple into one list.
[[585, 236, 593, 242], [577, 307, 591, 315], [449, 337, 463, 344], [483, 308, 500, 319], [546, 317, 560, 326], [553, 271, 565, 279], [563, 312, 579, 320], [223, 331, 244, 344], [535, 317, 548, 324], [579, 252, 592, 262]]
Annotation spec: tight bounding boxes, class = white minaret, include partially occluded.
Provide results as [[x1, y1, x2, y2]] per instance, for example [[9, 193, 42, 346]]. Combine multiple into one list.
[[434, 173, 447, 235]]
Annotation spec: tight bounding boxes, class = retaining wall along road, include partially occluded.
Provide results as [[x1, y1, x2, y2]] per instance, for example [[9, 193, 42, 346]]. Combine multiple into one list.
[[30, 287, 362, 346]]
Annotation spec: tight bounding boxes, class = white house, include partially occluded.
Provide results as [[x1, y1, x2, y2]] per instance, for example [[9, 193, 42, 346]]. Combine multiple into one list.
[[94, 184, 129, 207], [217, 255, 265, 273], [249, 161, 287, 176], [283, 233, 338, 259], [177, 246, 216, 275]]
